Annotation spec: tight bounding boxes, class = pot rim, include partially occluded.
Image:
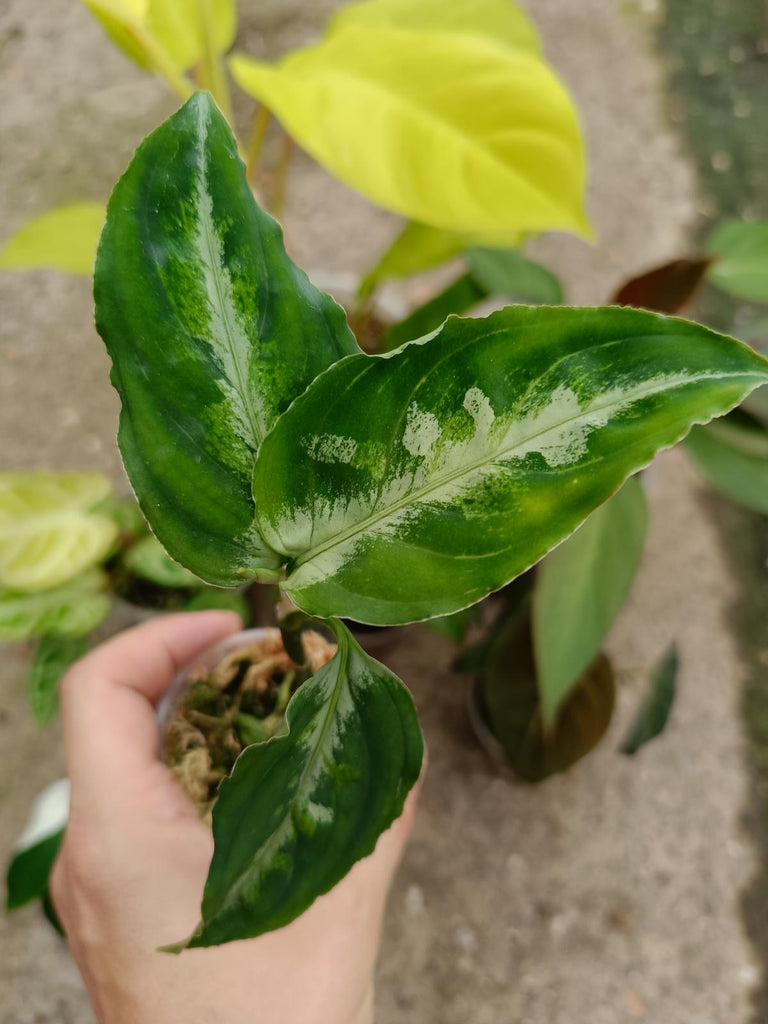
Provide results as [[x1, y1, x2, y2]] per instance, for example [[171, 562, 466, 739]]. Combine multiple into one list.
[[156, 626, 280, 730]]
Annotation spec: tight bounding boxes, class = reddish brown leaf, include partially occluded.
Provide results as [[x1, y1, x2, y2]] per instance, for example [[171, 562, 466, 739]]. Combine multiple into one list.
[[613, 258, 712, 314]]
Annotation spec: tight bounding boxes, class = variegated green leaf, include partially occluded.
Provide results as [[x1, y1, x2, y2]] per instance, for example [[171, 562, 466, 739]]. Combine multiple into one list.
[[0, 472, 118, 592], [0, 203, 105, 276], [532, 476, 647, 726], [95, 93, 359, 587], [0, 570, 111, 641], [253, 306, 768, 625], [172, 619, 423, 947]]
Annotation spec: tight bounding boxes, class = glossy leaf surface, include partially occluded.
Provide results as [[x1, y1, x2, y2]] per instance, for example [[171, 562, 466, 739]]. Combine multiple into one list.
[[0, 203, 105, 276], [532, 477, 647, 726], [174, 619, 423, 947], [707, 220, 768, 303], [0, 570, 111, 641], [231, 25, 588, 236], [620, 644, 678, 756], [0, 473, 117, 592], [95, 93, 358, 586], [254, 306, 768, 625], [329, 0, 542, 55], [29, 635, 89, 725], [478, 605, 614, 781], [467, 247, 563, 305], [685, 415, 768, 514]]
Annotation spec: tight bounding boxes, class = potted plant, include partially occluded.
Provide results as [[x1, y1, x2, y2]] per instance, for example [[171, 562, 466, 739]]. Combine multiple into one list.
[[32, 89, 762, 949]]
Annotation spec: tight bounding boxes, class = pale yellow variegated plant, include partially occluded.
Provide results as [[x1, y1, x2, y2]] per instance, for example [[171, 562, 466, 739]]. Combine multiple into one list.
[[0, 473, 117, 593]]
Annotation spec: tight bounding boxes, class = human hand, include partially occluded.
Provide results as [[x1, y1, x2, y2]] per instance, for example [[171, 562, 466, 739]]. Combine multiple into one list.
[[51, 612, 419, 1024]]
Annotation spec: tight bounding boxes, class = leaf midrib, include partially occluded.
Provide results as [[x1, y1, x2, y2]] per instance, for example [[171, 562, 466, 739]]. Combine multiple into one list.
[[201, 628, 351, 929], [290, 368, 758, 574], [195, 107, 265, 449]]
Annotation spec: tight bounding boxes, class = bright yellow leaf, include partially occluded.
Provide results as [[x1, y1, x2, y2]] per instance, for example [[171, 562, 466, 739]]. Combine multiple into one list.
[[0, 473, 118, 593], [231, 25, 589, 236], [329, 0, 542, 56], [0, 203, 105, 276]]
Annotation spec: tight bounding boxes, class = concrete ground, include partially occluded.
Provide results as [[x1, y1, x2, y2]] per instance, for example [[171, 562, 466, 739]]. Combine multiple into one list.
[[0, 1, 763, 1021]]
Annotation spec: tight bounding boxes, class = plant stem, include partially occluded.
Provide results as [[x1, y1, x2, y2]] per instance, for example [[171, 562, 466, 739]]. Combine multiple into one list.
[[195, 0, 234, 124], [271, 131, 295, 218], [245, 105, 272, 188]]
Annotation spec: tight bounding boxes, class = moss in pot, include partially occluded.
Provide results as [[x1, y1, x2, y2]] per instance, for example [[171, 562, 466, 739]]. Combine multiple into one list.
[[159, 628, 336, 822]]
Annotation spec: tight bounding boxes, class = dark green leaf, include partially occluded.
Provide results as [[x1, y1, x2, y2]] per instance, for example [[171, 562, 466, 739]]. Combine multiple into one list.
[[532, 477, 647, 726], [383, 273, 486, 351], [613, 258, 711, 314], [466, 247, 563, 305], [95, 92, 359, 587], [254, 305, 768, 625], [685, 414, 768, 514], [171, 619, 423, 948], [7, 779, 69, 911], [620, 644, 678, 756], [425, 604, 482, 643], [29, 634, 89, 725], [478, 608, 614, 781], [6, 830, 64, 910]]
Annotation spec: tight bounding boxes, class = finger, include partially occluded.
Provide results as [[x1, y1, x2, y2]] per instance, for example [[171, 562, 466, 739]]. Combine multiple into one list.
[[66, 610, 244, 703], [61, 612, 242, 815]]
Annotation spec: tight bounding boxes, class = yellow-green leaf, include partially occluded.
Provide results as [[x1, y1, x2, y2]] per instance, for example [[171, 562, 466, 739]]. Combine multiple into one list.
[[82, 0, 156, 70], [0, 203, 105, 276], [328, 0, 542, 56], [358, 221, 523, 298], [231, 24, 588, 236], [146, 0, 237, 69], [82, 0, 235, 83], [0, 473, 118, 592]]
